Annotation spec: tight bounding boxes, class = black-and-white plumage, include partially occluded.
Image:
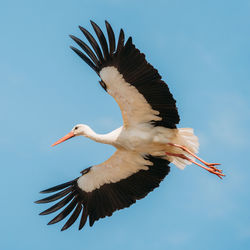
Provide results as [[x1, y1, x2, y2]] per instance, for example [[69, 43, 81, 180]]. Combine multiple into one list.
[[36, 155, 170, 230], [36, 20, 223, 231], [70, 21, 179, 128]]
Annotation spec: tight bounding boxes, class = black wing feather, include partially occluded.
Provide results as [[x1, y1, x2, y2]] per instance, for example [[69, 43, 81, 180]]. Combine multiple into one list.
[[61, 203, 82, 231], [79, 206, 88, 230], [79, 26, 104, 64], [105, 20, 115, 55], [40, 180, 74, 193], [35, 187, 73, 204], [48, 197, 78, 225], [116, 29, 125, 54], [90, 20, 110, 61], [70, 46, 98, 73], [39, 192, 75, 215], [69, 35, 100, 66]]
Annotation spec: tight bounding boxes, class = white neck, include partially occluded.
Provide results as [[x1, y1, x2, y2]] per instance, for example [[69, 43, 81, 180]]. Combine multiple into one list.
[[82, 126, 121, 145]]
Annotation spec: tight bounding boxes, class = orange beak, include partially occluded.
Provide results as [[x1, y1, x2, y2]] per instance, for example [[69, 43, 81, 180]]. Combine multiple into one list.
[[51, 131, 75, 147]]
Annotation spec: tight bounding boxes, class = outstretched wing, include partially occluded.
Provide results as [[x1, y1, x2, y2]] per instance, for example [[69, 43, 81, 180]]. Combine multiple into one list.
[[70, 21, 180, 128], [36, 151, 170, 231]]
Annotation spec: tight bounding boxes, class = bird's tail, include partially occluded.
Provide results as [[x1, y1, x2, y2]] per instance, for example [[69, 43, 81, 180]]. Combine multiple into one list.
[[167, 128, 199, 170]]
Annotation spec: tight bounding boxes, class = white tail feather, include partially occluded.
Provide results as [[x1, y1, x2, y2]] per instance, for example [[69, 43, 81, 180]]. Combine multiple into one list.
[[167, 128, 199, 170]]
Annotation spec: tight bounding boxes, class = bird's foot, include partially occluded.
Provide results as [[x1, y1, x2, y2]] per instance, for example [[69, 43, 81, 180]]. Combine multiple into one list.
[[204, 163, 222, 173], [204, 165, 225, 179]]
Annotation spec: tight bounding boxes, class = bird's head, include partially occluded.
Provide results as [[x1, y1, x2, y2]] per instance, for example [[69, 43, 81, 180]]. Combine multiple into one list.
[[51, 124, 91, 147]]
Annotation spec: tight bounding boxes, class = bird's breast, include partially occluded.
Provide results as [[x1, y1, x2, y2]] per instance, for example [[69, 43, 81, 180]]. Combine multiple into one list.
[[115, 126, 158, 152]]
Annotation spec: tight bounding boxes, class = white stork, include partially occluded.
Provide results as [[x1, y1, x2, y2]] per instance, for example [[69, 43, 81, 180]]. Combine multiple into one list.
[[36, 21, 224, 231]]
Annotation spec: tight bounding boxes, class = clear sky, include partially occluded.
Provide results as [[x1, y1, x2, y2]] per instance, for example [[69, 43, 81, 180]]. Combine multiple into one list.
[[1, 0, 250, 249]]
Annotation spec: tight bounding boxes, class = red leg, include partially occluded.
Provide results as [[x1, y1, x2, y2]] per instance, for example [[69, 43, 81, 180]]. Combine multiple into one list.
[[167, 143, 221, 172], [165, 152, 224, 179]]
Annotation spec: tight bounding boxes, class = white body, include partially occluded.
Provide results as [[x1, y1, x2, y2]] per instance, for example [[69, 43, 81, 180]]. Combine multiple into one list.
[[79, 124, 199, 169]]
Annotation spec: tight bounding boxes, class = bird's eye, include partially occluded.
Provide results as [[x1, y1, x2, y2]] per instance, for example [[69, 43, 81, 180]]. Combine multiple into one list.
[[75, 126, 79, 130]]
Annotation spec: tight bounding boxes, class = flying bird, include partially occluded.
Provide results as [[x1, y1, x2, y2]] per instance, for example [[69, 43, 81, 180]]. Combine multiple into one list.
[[36, 20, 224, 231]]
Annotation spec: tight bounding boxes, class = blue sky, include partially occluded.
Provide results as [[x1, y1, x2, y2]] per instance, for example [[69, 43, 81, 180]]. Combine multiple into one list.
[[1, 0, 250, 249]]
